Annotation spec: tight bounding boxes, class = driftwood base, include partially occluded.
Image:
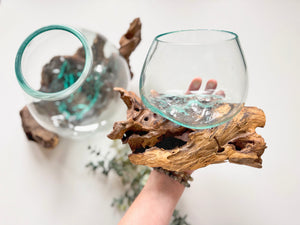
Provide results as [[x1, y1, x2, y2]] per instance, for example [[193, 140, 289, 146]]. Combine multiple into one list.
[[108, 88, 267, 172]]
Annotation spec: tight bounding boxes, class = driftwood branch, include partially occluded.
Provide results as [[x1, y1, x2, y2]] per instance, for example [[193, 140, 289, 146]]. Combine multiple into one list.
[[108, 88, 267, 172], [20, 106, 59, 149], [119, 18, 142, 79]]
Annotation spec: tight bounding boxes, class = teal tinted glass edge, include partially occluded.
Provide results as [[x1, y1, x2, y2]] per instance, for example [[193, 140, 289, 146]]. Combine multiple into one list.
[[141, 95, 244, 130], [15, 25, 93, 101], [155, 29, 238, 44]]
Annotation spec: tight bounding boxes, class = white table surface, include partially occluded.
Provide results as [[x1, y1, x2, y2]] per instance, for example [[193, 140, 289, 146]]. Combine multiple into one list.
[[0, 0, 300, 224]]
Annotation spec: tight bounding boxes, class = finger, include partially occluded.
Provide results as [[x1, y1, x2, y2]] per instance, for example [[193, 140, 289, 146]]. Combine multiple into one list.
[[150, 89, 159, 97], [186, 77, 202, 94], [215, 90, 225, 97], [204, 79, 217, 93]]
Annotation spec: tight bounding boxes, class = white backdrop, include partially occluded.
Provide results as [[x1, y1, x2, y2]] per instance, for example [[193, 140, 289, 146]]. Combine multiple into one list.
[[0, 0, 299, 224]]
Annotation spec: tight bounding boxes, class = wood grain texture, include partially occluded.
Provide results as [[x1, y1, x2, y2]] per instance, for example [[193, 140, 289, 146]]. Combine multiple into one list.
[[119, 17, 141, 79], [108, 88, 267, 172], [20, 106, 59, 149]]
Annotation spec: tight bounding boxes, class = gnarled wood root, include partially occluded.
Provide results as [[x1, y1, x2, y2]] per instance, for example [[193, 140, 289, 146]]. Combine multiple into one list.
[[119, 18, 141, 79], [20, 106, 59, 149], [108, 88, 267, 172]]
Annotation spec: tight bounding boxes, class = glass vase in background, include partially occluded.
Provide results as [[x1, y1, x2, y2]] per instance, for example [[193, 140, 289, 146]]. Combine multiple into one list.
[[15, 25, 130, 138], [140, 29, 248, 129]]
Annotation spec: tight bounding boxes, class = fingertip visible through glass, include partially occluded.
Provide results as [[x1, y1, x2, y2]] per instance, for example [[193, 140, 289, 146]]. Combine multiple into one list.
[[139, 28, 247, 130]]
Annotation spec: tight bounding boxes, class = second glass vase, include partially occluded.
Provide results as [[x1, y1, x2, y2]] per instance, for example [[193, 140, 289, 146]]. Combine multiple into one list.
[[15, 25, 130, 137]]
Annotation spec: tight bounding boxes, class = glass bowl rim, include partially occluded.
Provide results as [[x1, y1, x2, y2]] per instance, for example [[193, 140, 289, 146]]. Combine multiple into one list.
[[154, 29, 238, 45], [15, 24, 93, 101]]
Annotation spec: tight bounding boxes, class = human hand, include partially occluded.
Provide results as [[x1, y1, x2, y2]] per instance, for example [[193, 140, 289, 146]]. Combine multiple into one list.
[[186, 77, 225, 97], [184, 78, 225, 175]]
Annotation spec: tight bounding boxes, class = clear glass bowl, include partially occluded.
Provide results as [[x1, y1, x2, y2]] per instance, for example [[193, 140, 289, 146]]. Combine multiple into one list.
[[140, 29, 248, 129], [15, 25, 130, 137]]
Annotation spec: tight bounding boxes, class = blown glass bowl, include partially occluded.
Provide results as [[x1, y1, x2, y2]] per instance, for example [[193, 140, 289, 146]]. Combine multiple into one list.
[[15, 25, 130, 137], [139, 29, 248, 129]]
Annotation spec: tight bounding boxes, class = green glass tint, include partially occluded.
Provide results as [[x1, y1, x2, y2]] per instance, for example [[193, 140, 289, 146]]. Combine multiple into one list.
[[16, 25, 130, 137], [140, 29, 248, 129]]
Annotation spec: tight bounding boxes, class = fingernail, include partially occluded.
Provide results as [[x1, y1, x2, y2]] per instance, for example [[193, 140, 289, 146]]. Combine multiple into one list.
[[206, 80, 217, 89], [192, 80, 201, 89], [207, 83, 214, 89]]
